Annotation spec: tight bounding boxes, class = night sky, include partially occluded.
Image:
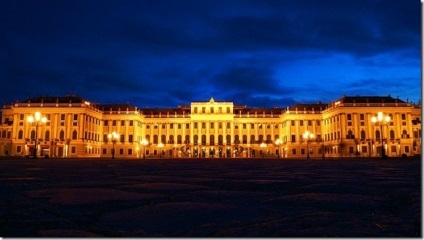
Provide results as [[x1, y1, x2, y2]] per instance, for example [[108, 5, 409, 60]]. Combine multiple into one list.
[[1, 0, 421, 108]]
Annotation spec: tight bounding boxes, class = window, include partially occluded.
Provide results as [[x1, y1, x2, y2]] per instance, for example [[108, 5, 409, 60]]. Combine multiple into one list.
[[210, 107, 214, 113], [61, 114, 65, 121], [202, 122, 206, 129], [71, 146, 76, 154], [119, 149, 124, 155], [17, 145, 22, 153], [308, 120, 312, 126], [361, 130, 366, 140], [210, 122, 214, 129], [202, 107, 206, 113], [226, 122, 231, 129], [72, 130, 78, 140], [20, 114, 24, 120], [375, 130, 381, 139], [170, 123, 173, 129], [73, 114, 78, 121], [316, 120, 320, 126], [360, 114, 364, 120], [390, 130, 395, 139], [251, 123, 254, 129], [227, 107, 230, 113], [112, 120, 116, 126], [362, 146, 367, 153], [300, 120, 303, 126], [186, 123, 190, 129], [120, 134, 125, 143], [349, 146, 354, 153], [301, 148, 305, 155], [129, 135, 133, 143], [291, 120, 295, 126], [59, 130, 65, 140], [291, 135, 296, 142], [103, 148, 107, 154], [104, 120, 108, 126], [391, 146, 397, 153], [292, 149, 296, 155], [18, 130, 23, 139], [405, 146, 409, 153], [347, 114, 352, 121], [194, 107, 198, 113], [194, 122, 198, 129], [178, 124, 181, 129], [401, 114, 406, 120], [162, 123, 166, 129], [129, 120, 133, 126], [128, 149, 132, 155]]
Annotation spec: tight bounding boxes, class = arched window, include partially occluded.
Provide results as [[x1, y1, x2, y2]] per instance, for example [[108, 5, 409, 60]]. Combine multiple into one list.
[[375, 130, 381, 140], [226, 134, 231, 144], [243, 135, 247, 144], [153, 135, 158, 144], [347, 130, 353, 138], [44, 130, 50, 141], [251, 135, 255, 143], [177, 135, 182, 144], [266, 134, 272, 143], [402, 130, 408, 139], [72, 130, 78, 140], [360, 130, 366, 140], [1, 130, 6, 138], [18, 130, 23, 139], [59, 130, 65, 140], [274, 135, 279, 141], [161, 134, 166, 144], [218, 135, 223, 144], [31, 130, 36, 140], [185, 135, 190, 144], [146, 135, 150, 143], [194, 135, 198, 144], [234, 135, 240, 144], [201, 134, 206, 144], [390, 130, 395, 139], [258, 134, 264, 143], [210, 135, 214, 144], [169, 135, 174, 144]]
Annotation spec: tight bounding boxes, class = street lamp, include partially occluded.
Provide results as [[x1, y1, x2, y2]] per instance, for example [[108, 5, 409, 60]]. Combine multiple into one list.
[[108, 131, 119, 159], [371, 112, 390, 158], [140, 138, 148, 159], [303, 131, 314, 159], [260, 142, 266, 158], [158, 142, 164, 158], [27, 111, 47, 158], [275, 139, 282, 158]]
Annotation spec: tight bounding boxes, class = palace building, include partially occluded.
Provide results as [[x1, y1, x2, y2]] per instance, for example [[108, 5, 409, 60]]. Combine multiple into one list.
[[0, 95, 421, 159]]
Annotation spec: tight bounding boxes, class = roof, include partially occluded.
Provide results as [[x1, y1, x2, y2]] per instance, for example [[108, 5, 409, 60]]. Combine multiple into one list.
[[335, 95, 406, 104], [20, 95, 86, 104]]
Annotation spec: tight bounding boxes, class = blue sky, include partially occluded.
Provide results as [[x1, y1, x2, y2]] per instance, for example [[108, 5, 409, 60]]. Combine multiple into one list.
[[1, 0, 421, 108]]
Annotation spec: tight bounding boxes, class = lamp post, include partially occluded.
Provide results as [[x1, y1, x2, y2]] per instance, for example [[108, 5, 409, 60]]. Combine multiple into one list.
[[371, 112, 390, 158], [140, 139, 148, 159], [27, 111, 47, 158], [108, 131, 119, 159], [260, 142, 266, 158], [303, 131, 314, 159], [158, 142, 164, 158], [275, 139, 282, 158]]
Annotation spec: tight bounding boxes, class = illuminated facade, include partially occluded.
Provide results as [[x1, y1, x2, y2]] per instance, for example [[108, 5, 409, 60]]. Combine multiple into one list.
[[0, 95, 421, 158]]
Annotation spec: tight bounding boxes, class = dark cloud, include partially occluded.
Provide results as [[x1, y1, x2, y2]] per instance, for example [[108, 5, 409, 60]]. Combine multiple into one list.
[[0, 0, 420, 107]]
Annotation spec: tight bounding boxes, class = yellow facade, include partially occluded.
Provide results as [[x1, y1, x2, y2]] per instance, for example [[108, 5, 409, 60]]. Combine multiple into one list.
[[0, 95, 421, 158]]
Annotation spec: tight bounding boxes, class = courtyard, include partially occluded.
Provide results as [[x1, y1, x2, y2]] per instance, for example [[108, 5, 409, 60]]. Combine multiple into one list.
[[0, 157, 421, 237]]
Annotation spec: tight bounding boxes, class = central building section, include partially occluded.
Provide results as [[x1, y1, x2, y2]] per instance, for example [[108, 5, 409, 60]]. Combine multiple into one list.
[[190, 98, 235, 157]]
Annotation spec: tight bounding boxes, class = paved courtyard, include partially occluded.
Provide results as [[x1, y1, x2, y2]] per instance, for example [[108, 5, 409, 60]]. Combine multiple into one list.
[[0, 157, 421, 237]]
